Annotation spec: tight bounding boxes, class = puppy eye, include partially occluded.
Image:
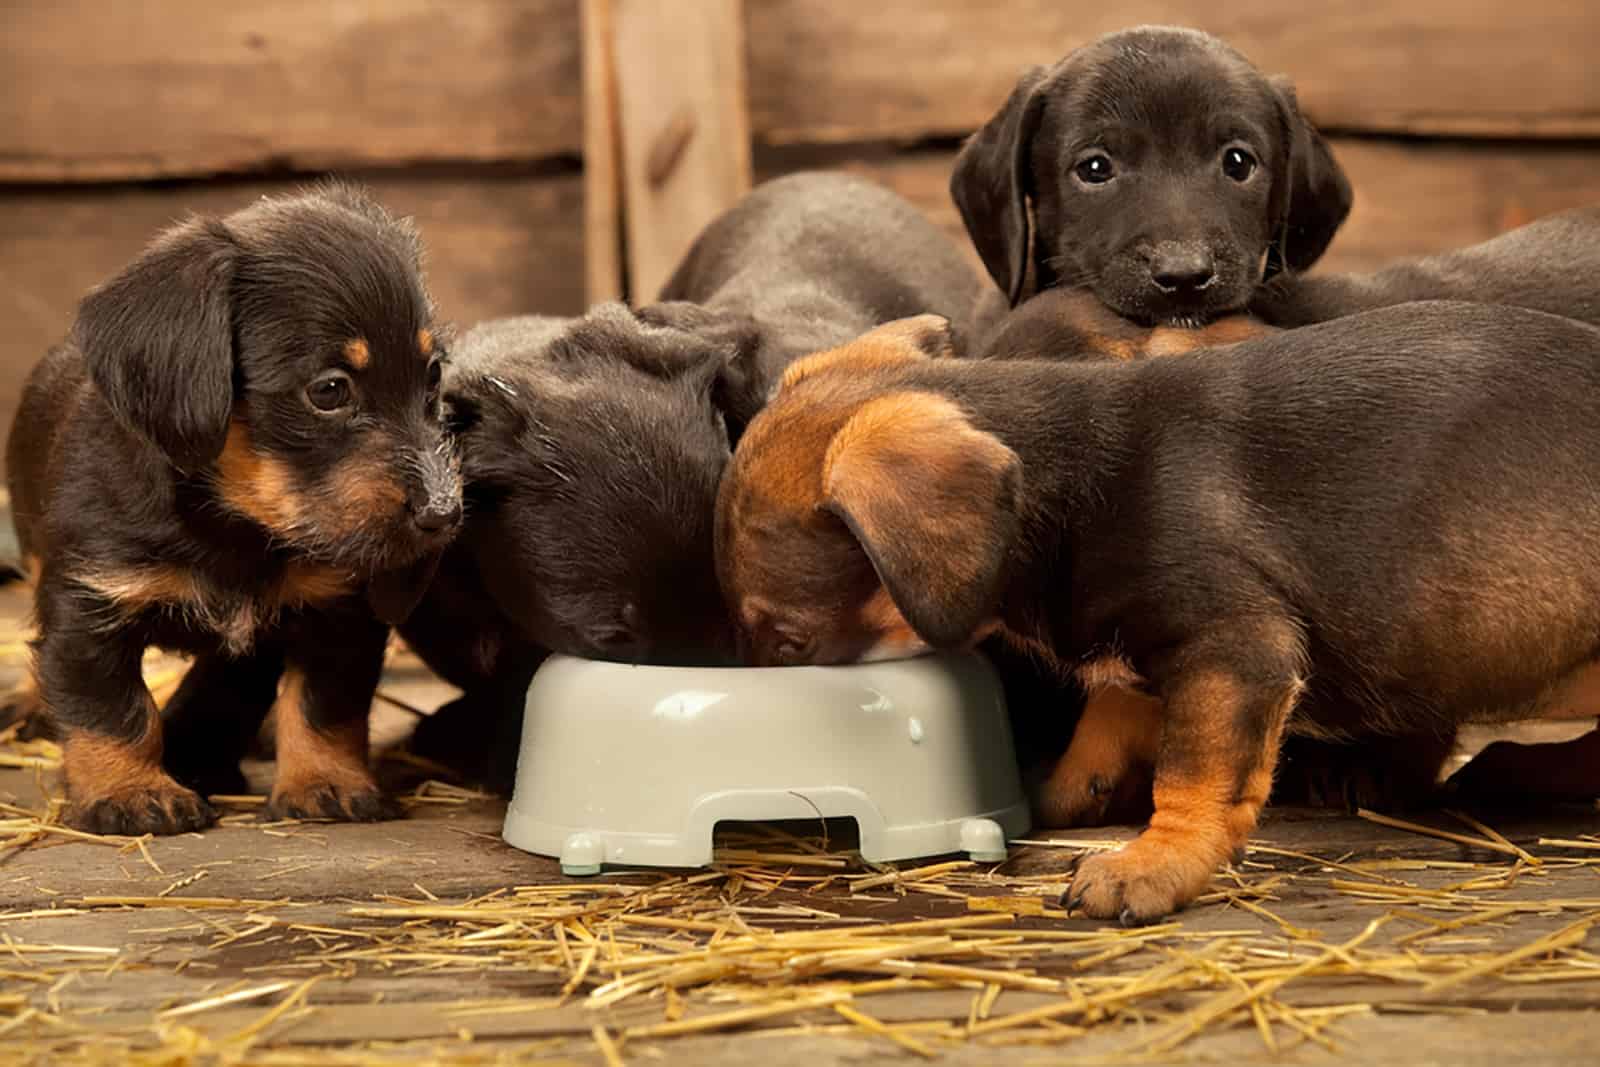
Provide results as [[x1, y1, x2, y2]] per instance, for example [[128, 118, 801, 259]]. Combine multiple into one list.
[[306, 372, 353, 413], [1222, 147, 1257, 182], [1073, 154, 1115, 186]]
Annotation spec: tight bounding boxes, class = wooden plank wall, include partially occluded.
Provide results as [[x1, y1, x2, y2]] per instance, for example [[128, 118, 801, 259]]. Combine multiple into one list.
[[2, 1, 1597, 432]]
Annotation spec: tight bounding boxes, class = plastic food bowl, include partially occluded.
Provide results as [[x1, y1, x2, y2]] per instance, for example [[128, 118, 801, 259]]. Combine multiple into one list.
[[502, 652, 1031, 874]]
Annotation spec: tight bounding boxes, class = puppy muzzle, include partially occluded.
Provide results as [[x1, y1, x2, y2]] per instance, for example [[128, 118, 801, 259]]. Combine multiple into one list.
[[405, 443, 463, 539]]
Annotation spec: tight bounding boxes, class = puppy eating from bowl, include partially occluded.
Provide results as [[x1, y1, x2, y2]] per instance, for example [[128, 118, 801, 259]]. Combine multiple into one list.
[[716, 305, 1600, 923], [951, 25, 1351, 322], [6, 183, 461, 834]]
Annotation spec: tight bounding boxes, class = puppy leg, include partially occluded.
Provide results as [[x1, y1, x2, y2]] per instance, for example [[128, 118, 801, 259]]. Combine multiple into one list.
[[1447, 723, 1600, 802], [266, 621, 399, 822], [1064, 628, 1302, 924], [162, 648, 285, 798], [1033, 686, 1160, 827], [40, 629, 214, 835]]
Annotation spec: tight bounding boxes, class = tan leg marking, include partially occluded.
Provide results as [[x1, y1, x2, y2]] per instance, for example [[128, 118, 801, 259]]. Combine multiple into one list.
[[1067, 672, 1298, 923], [1035, 685, 1162, 827], [267, 668, 393, 822], [62, 713, 213, 835]]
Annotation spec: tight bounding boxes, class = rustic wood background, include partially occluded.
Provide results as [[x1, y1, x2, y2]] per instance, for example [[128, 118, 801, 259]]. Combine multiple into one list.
[[2, 0, 1597, 432]]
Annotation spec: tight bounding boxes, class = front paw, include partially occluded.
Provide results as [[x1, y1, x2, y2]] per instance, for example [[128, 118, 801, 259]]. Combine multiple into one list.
[[266, 778, 401, 823], [69, 781, 216, 836], [1061, 836, 1220, 925]]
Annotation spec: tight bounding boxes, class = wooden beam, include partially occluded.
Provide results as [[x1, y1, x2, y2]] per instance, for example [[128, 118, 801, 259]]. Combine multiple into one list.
[[612, 0, 752, 301], [581, 0, 626, 304]]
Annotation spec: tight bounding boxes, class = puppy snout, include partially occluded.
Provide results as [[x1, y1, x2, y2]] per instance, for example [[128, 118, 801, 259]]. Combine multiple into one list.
[[405, 448, 463, 535], [1149, 244, 1216, 295]]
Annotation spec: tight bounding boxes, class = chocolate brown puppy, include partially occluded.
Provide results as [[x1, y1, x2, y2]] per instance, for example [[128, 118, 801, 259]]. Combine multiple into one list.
[[952, 25, 1350, 319], [643, 170, 996, 440], [396, 307, 736, 787], [6, 183, 461, 834], [717, 303, 1600, 922]]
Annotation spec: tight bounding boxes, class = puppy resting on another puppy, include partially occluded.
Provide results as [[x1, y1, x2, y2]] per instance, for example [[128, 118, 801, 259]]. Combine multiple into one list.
[[7, 184, 460, 834], [717, 304, 1600, 922], [952, 25, 1350, 321]]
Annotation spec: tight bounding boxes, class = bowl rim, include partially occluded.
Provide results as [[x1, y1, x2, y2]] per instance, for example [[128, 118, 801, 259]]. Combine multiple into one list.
[[537, 649, 960, 677]]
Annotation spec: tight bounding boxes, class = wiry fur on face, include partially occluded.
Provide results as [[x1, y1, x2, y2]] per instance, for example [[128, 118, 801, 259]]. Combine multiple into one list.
[[427, 305, 736, 666], [951, 26, 1351, 324]]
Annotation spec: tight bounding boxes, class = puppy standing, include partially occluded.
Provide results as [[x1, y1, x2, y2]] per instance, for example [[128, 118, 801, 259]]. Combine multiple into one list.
[[7, 184, 460, 833], [717, 305, 1600, 922], [952, 26, 1350, 321], [643, 170, 996, 439]]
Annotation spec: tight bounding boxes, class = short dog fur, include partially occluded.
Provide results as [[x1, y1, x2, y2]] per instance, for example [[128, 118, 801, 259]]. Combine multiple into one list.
[[644, 170, 996, 440], [6, 183, 461, 834], [716, 303, 1600, 922], [396, 307, 737, 787], [952, 25, 1351, 322]]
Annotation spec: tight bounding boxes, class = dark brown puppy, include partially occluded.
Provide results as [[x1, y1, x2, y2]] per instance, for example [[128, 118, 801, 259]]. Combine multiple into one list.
[[717, 303, 1600, 922], [1253, 205, 1600, 328], [6, 183, 460, 834], [643, 170, 996, 440], [952, 25, 1350, 321], [396, 307, 736, 787]]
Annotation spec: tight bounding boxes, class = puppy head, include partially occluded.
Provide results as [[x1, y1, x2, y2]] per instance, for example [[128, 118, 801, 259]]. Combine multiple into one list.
[[449, 305, 736, 665], [74, 182, 461, 618], [716, 316, 1022, 666], [951, 26, 1351, 321]]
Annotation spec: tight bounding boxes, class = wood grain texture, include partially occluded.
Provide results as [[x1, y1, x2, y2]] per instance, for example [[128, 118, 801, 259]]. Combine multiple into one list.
[[613, 0, 752, 301], [0, 172, 585, 434], [581, 0, 625, 304], [746, 1, 1600, 142], [0, 0, 580, 181], [4, 1, 1594, 183]]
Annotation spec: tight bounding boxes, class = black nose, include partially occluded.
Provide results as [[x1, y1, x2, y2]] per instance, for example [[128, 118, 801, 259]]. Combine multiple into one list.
[[1150, 245, 1216, 295], [408, 494, 461, 533]]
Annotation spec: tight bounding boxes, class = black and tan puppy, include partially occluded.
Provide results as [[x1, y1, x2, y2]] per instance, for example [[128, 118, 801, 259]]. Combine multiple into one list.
[[6, 183, 460, 834], [717, 304, 1600, 922], [952, 25, 1350, 320], [396, 307, 736, 786], [642, 170, 996, 440]]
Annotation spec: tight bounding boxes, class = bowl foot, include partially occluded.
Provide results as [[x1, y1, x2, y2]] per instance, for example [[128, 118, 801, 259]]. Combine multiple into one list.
[[960, 818, 1009, 863], [560, 832, 605, 876]]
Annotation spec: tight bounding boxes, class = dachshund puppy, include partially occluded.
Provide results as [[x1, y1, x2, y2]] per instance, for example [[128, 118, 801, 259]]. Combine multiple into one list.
[[717, 304, 1600, 922], [1254, 204, 1600, 328], [952, 26, 1351, 320], [396, 307, 736, 787], [641, 170, 996, 440], [6, 183, 461, 834]]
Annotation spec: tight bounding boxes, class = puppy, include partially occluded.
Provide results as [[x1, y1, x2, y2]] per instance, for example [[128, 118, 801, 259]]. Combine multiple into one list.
[[1254, 205, 1600, 328], [717, 304, 1600, 922], [642, 170, 996, 440], [952, 26, 1351, 321], [396, 307, 736, 787], [6, 183, 460, 834]]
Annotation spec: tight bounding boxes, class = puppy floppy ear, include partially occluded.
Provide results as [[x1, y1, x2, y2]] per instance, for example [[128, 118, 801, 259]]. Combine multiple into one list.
[[779, 315, 955, 395], [75, 217, 239, 473], [822, 392, 1022, 648], [1269, 76, 1353, 273], [951, 66, 1050, 307], [632, 301, 762, 376]]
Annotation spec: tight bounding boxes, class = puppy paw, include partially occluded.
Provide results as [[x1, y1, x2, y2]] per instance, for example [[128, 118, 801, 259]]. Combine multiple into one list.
[[68, 782, 216, 836], [1060, 836, 1219, 925], [266, 779, 401, 823]]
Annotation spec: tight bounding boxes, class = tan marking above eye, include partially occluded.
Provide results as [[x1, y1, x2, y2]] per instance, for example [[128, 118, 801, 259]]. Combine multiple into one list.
[[417, 327, 435, 357], [343, 338, 371, 370]]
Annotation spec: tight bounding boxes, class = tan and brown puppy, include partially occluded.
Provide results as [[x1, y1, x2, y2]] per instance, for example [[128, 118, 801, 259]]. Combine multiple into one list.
[[717, 303, 1600, 923]]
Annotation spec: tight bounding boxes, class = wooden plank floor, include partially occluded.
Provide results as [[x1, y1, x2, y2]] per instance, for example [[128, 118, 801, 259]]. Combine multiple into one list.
[[4, 581, 1600, 1064]]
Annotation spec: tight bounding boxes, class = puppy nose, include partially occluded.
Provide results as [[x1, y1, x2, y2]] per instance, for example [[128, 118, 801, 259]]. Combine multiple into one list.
[[1149, 246, 1216, 294], [408, 492, 461, 533]]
